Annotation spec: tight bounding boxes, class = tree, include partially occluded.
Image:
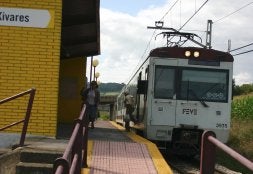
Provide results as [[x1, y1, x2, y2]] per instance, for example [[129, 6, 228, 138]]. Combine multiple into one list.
[[232, 79, 253, 96]]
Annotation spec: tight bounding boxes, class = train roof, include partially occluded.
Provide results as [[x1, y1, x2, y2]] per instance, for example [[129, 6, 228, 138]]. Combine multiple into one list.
[[149, 47, 234, 62]]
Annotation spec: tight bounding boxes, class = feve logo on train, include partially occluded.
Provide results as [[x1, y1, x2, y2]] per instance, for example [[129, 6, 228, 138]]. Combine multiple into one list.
[[182, 108, 197, 115]]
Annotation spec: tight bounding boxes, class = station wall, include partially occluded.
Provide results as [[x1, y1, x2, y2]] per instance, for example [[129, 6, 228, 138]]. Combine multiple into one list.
[[0, 0, 62, 136], [58, 58, 86, 124]]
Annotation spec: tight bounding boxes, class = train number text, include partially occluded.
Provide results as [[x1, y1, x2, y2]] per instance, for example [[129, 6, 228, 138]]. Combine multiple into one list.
[[216, 123, 228, 129]]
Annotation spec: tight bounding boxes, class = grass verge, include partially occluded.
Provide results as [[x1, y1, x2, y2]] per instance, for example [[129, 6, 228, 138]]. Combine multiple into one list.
[[216, 119, 253, 173]]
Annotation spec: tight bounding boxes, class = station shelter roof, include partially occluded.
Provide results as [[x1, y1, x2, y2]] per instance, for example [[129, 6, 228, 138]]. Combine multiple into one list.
[[61, 0, 100, 59]]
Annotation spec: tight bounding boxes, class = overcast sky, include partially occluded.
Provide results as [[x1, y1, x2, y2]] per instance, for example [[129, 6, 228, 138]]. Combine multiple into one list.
[[89, 0, 253, 85]]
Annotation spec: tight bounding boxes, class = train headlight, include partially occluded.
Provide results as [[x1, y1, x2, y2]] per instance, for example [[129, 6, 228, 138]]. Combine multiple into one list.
[[185, 51, 191, 57], [194, 51, 200, 57]]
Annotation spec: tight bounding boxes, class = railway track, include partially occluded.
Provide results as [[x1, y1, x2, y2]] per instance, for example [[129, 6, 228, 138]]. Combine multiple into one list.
[[169, 160, 241, 174], [161, 151, 242, 174]]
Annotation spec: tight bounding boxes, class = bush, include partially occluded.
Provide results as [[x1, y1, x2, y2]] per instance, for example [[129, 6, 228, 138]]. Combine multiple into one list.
[[232, 97, 253, 120], [240, 84, 253, 94], [233, 82, 253, 96], [98, 111, 109, 120]]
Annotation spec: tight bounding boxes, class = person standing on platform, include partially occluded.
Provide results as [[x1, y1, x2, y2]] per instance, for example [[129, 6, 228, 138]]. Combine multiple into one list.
[[81, 81, 100, 129], [124, 90, 137, 131]]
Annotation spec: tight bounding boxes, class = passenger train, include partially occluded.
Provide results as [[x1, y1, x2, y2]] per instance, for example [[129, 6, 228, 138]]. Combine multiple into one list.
[[115, 33, 234, 155]]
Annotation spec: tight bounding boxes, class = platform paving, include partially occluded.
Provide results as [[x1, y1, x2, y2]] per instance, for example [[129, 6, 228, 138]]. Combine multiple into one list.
[[86, 121, 157, 174], [88, 120, 132, 142], [84, 120, 172, 174], [0, 120, 172, 174]]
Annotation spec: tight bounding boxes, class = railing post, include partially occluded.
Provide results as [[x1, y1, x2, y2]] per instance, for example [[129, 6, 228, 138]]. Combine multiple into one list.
[[200, 130, 216, 174], [71, 119, 83, 174], [76, 126, 83, 173], [20, 88, 36, 146], [82, 115, 89, 168], [82, 105, 89, 168], [53, 104, 88, 174], [53, 157, 70, 174]]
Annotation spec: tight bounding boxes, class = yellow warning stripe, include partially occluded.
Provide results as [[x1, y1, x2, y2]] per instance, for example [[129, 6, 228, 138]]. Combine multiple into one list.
[[81, 140, 93, 174]]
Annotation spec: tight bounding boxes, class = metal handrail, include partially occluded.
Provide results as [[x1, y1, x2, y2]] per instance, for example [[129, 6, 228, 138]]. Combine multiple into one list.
[[200, 130, 253, 174], [53, 104, 89, 174], [0, 88, 36, 147]]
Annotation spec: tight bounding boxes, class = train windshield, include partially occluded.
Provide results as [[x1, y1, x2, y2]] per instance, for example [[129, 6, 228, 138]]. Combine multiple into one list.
[[153, 66, 229, 102], [179, 69, 229, 102]]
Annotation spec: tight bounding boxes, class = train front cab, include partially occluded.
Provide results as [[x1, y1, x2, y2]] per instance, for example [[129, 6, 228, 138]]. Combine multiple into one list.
[[146, 48, 233, 155]]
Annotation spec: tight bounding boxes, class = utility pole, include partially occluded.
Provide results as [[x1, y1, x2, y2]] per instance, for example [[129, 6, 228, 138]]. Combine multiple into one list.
[[206, 20, 213, 49], [228, 39, 231, 52]]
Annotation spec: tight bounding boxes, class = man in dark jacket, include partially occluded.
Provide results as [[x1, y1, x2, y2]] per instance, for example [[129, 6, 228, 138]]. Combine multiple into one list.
[[81, 81, 100, 129]]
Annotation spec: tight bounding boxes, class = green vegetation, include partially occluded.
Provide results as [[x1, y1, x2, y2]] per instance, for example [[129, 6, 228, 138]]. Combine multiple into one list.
[[97, 83, 121, 120], [233, 79, 253, 96], [98, 111, 110, 120], [232, 96, 253, 120], [217, 118, 253, 173], [99, 82, 125, 95], [216, 83, 253, 173], [102, 92, 120, 96]]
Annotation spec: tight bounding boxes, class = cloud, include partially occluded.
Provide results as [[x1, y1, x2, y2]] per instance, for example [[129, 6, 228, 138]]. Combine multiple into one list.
[[96, 9, 151, 83], [234, 72, 253, 85], [95, 0, 253, 85]]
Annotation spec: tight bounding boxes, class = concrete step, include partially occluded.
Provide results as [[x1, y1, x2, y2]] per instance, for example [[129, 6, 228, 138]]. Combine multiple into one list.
[[0, 149, 21, 174], [20, 150, 62, 164], [16, 162, 53, 174], [16, 150, 62, 174]]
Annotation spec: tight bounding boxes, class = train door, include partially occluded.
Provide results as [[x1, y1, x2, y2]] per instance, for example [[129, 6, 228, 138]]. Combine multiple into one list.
[[150, 58, 177, 126]]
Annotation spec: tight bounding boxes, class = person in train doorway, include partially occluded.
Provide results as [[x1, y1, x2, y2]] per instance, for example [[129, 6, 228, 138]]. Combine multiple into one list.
[[81, 80, 100, 129], [124, 90, 137, 131]]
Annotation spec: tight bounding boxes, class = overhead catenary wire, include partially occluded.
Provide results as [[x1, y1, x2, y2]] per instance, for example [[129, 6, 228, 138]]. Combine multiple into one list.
[[179, 0, 252, 48], [145, 0, 209, 56], [133, 0, 211, 81], [143, 0, 252, 60], [167, 0, 209, 46], [131, 0, 181, 75], [139, 0, 253, 61], [230, 42, 253, 52], [232, 49, 253, 56], [159, 0, 181, 22], [178, 0, 209, 31], [124, 30, 154, 84], [213, 2, 253, 57], [124, 29, 157, 84], [125, 0, 182, 84], [138, 0, 182, 63], [214, 1, 253, 23]]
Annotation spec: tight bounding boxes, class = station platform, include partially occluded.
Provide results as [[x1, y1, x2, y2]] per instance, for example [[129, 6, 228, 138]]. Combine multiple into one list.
[[82, 120, 173, 174]]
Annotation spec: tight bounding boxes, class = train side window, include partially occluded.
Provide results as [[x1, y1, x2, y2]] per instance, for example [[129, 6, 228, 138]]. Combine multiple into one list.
[[137, 80, 148, 94]]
